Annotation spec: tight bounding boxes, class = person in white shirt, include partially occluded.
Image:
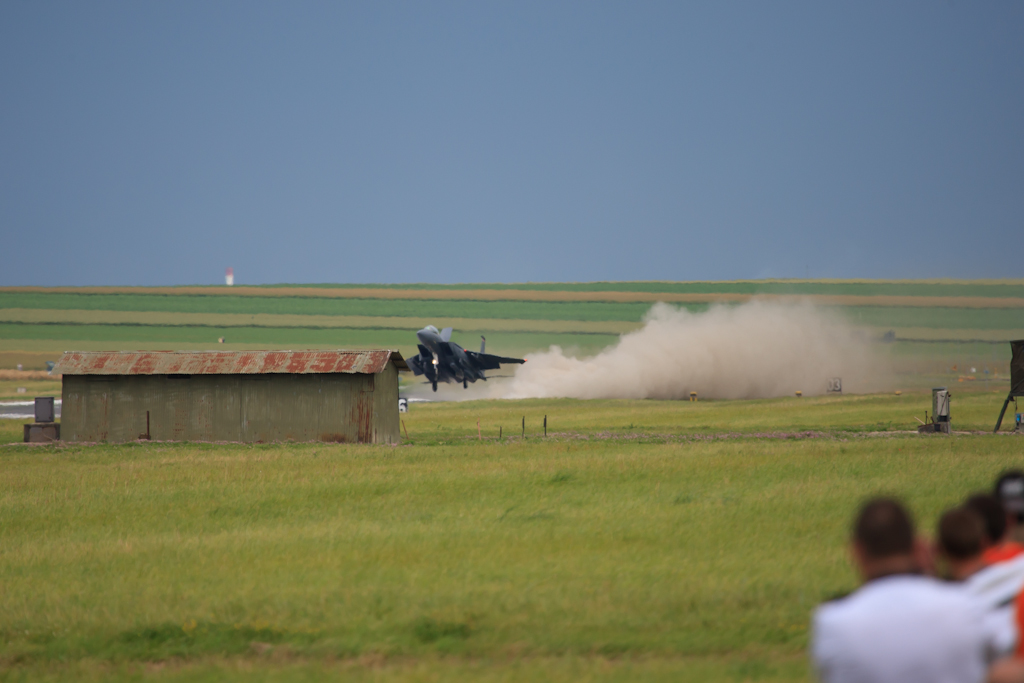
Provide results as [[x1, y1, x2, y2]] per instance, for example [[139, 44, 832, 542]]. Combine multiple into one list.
[[812, 497, 991, 683]]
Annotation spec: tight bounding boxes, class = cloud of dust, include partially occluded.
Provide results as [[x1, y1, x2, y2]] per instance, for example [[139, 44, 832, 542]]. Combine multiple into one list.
[[500, 301, 884, 400]]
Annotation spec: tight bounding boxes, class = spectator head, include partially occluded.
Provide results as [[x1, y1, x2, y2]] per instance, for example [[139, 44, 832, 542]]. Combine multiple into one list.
[[847, 499, 921, 581], [938, 507, 985, 568], [964, 494, 1007, 546], [853, 497, 915, 560], [995, 471, 1024, 524]]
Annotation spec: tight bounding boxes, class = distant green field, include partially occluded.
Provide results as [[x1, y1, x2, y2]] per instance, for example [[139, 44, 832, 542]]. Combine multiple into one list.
[[1, 282, 1022, 376], [837, 306, 1024, 331], [0, 378, 61, 401], [260, 280, 1024, 298], [2, 393, 1022, 681], [2, 293, 1022, 329], [888, 340, 1011, 361], [0, 292, 662, 323], [0, 323, 616, 360]]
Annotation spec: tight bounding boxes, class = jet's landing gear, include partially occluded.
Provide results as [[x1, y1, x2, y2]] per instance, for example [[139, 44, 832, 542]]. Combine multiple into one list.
[[432, 381, 438, 392], [463, 378, 468, 389]]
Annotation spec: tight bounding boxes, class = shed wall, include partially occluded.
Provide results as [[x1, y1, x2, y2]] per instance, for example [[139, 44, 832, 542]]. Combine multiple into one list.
[[371, 362, 400, 445], [62, 371, 400, 444]]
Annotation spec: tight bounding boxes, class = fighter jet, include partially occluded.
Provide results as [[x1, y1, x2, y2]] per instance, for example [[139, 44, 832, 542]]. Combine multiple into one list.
[[406, 325, 525, 391]]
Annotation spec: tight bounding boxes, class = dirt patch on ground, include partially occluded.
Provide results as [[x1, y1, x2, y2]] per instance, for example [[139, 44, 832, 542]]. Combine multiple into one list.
[[0, 369, 58, 380]]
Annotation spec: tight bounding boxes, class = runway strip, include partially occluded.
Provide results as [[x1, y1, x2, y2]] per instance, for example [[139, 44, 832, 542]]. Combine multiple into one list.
[[0, 399, 61, 420]]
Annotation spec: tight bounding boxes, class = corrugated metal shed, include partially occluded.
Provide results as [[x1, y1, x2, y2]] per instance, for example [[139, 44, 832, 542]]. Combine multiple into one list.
[[57, 349, 405, 444], [54, 350, 408, 376]]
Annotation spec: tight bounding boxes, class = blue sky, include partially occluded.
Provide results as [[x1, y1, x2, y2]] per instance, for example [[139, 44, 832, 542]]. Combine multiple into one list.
[[1, 1, 1021, 285]]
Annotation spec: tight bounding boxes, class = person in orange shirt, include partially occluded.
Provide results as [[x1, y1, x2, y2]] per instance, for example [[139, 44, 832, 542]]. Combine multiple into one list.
[[966, 494, 1024, 564], [990, 593, 1024, 682]]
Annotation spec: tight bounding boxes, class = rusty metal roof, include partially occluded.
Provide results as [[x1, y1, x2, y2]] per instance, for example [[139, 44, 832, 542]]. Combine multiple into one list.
[[53, 350, 408, 376]]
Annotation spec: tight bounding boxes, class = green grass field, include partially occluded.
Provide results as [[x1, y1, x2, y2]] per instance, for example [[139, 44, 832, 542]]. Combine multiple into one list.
[[1, 281, 1022, 679], [0, 379, 61, 402], [2, 292, 1023, 328], [2, 389, 1023, 682]]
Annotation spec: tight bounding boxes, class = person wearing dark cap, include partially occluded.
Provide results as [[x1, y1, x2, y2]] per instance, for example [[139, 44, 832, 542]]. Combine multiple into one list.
[[812, 497, 991, 683], [996, 471, 1024, 545]]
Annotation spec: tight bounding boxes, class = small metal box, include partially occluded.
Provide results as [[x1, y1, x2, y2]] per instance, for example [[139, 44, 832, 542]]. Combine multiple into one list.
[[34, 397, 55, 423]]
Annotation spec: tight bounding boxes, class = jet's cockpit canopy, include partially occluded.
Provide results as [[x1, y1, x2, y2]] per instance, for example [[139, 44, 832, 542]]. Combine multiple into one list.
[[425, 325, 440, 335]]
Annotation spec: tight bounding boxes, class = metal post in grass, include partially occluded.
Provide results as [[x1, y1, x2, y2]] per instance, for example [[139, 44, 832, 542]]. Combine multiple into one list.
[[522, 416, 525, 439], [994, 340, 1024, 433], [544, 415, 547, 437]]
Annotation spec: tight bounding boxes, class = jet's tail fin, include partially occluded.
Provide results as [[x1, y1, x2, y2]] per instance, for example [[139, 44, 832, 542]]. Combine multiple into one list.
[[480, 336, 486, 353], [440, 327, 453, 342]]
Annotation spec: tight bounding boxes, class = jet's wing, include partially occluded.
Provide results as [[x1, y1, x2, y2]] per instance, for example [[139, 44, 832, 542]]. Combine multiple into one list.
[[465, 351, 526, 371]]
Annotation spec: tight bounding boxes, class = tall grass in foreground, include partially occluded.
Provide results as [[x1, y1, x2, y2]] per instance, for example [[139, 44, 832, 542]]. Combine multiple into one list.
[[1, 432, 1021, 681]]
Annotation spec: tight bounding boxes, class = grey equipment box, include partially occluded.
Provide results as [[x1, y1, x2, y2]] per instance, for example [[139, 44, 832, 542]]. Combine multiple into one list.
[[35, 396, 55, 423], [24, 396, 60, 442]]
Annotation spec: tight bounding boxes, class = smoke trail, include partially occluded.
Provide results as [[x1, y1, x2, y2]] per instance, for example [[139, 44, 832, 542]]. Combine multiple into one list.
[[502, 301, 881, 400]]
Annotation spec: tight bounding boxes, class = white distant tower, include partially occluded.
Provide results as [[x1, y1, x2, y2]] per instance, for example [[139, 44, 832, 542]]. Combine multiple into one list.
[[225, 267, 234, 286]]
